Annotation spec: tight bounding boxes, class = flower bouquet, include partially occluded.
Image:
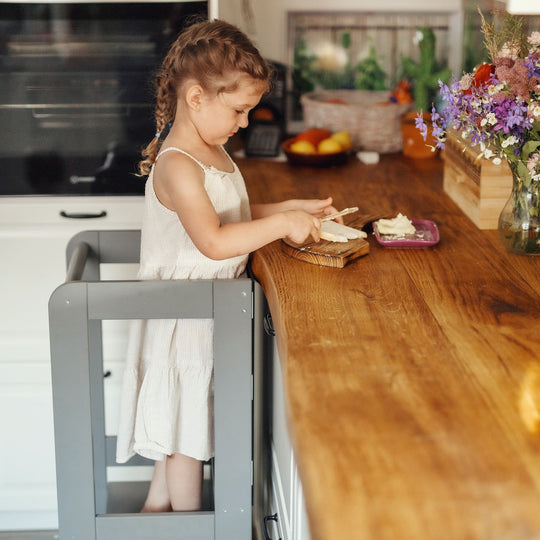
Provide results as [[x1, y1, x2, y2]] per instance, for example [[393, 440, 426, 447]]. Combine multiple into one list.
[[417, 12, 540, 255]]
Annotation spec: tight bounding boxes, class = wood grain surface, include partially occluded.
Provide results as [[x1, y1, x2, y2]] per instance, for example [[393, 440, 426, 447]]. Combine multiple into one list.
[[240, 154, 540, 540]]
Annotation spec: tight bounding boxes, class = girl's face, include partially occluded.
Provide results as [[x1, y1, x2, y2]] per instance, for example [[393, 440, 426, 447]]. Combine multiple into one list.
[[195, 76, 266, 146]]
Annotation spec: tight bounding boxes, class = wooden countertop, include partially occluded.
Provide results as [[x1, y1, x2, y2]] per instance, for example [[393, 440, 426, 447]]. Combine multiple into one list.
[[241, 153, 540, 540]]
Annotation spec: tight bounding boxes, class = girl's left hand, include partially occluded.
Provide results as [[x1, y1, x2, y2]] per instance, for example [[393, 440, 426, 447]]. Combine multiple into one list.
[[297, 197, 344, 223]]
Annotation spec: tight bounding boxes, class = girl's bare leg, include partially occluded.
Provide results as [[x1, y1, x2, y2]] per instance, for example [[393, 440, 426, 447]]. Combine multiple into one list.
[[141, 459, 172, 513], [166, 453, 203, 511]]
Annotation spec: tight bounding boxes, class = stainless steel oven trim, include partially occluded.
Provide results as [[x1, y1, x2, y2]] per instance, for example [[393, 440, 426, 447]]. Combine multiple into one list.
[[0, 104, 150, 109], [0, 0, 217, 8]]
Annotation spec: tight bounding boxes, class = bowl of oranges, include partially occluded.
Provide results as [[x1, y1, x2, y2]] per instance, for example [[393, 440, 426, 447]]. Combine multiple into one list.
[[282, 128, 351, 167]]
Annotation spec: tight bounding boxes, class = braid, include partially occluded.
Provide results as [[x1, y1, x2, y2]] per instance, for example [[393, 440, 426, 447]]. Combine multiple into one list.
[[137, 19, 271, 176], [138, 71, 177, 176]]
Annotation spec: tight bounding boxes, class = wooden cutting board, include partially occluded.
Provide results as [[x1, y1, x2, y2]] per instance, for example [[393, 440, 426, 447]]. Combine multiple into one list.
[[281, 215, 373, 268]]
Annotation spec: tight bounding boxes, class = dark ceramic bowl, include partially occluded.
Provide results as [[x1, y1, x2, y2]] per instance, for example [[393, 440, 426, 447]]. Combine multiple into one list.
[[282, 137, 348, 167]]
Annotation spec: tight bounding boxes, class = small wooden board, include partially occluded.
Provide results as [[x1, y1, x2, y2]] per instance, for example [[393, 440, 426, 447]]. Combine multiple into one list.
[[281, 216, 370, 268]]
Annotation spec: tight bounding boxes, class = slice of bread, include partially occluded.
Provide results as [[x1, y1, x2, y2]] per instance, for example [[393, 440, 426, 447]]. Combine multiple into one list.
[[320, 221, 367, 243]]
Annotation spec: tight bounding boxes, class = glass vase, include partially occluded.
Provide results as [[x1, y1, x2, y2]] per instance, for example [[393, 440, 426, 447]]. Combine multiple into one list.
[[498, 165, 540, 256]]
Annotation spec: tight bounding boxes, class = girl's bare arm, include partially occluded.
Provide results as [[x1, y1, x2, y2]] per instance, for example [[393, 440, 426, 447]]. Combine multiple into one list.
[[251, 198, 341, 221], [153, 154, 322, 260]]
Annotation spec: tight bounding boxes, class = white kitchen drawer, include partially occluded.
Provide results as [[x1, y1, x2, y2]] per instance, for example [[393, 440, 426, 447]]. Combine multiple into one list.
[[0, 196, 144, 227], [0, 362, 57, 530], [0, 204, 142, 365]]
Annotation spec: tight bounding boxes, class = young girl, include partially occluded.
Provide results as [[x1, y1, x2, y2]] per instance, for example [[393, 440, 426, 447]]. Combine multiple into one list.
[[116, 19, 340, 513]]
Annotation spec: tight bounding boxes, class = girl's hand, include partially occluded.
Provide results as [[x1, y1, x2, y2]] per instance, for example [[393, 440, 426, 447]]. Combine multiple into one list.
[[283, 210, 321, 244], [295, 197, 344, 223]]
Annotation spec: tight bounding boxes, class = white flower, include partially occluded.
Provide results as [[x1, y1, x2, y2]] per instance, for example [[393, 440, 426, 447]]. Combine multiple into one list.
[[312, 42, 348, 71], [493, 157, 502, 165], [529, 103, 540, 119], [413, 30, 424, 46], [483, 148, 494, 159], [498, 41, 520, 60], [488, 83, 504, 95], [480, 113, 497, 127], [473, 104, 483, 114], [502, 135, 519, 148], [528, 31, 540, 47]]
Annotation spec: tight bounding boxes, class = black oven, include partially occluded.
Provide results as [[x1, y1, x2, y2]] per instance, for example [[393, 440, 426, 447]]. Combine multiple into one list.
[[0, 1, 208, 196]]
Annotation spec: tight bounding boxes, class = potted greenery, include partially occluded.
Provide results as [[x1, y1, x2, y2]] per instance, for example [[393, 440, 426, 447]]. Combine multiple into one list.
[[354, 43, 387, 91]]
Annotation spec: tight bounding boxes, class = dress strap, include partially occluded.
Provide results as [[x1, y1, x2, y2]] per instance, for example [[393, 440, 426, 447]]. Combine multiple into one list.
[[155, 147, 207, 171]]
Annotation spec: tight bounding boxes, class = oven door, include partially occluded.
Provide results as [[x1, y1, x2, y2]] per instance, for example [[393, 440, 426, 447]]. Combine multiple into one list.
[[2, 72, 153, 196], [0, 1, 208, 196]]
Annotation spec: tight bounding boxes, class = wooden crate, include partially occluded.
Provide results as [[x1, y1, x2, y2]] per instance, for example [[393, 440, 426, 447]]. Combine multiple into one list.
[[443, 131, 513, 229]]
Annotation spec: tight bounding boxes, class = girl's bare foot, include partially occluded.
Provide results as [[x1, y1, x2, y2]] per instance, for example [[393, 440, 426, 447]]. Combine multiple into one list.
[[141, 459, 171, 513], [141, 502, 172, 513]]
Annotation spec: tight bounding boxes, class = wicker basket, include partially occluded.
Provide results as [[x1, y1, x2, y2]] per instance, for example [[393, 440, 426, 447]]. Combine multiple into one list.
[[300, 90, 413, 153]]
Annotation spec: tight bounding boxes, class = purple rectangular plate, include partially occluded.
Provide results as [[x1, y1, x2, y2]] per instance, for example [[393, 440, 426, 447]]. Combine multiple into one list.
[[373, 218, 440, 248]]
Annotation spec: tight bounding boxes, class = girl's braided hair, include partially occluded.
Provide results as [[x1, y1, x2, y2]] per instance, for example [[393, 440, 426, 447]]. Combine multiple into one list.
[[138, 19, 271, 176]]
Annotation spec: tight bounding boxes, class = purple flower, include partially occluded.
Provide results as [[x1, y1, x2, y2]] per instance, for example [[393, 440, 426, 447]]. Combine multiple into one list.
[[431, 123, 445, 140], [491, 97, 531, 136], [415, 113, 428, 140], [525, 54, 540, 77]]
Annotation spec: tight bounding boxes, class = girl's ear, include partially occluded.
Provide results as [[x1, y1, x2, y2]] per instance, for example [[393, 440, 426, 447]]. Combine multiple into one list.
[[185, 83, 204, 112]]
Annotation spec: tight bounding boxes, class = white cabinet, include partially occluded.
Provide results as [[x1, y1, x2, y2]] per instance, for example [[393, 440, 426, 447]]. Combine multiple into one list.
[[269, 339, 311, 540], [0, 196, 143, 530]]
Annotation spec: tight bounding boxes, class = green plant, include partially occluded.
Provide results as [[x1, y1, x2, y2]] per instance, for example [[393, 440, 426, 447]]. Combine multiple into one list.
[[292, 37, 316, 95], [354, 45, 387, 90], [400, 27, 451, 111]]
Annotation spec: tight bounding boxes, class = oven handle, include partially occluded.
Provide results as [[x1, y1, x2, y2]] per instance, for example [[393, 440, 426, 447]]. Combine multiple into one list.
[[32, 109, 130, 119], [60, 210, 107, 219]]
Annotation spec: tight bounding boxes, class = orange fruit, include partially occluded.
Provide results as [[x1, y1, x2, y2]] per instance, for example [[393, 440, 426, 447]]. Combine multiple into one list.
[[318, 138, 342, 154], [296, 128, 331, 147], [289, 140, 317, 154], [330, 131, 352, 150]]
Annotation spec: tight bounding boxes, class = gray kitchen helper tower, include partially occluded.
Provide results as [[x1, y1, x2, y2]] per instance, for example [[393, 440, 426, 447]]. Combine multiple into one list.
[[49, 230, 257, 539]]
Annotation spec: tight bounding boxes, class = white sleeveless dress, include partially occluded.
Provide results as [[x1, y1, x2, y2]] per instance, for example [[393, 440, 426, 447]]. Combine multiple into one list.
[[116, 147, 251, 463]]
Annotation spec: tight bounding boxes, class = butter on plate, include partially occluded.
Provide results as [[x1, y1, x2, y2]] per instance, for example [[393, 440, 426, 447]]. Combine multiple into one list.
[[375, 213, 416, 236]]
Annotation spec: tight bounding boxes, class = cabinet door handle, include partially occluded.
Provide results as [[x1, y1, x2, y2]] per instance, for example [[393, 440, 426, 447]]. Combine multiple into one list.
[[60, 210, 107, 219], [263, 513, 281, 540], [263, 312, 275, 336]]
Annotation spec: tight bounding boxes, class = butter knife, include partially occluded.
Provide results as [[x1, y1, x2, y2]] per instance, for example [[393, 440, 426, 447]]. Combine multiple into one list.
[[320, 206, 359, 222]]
